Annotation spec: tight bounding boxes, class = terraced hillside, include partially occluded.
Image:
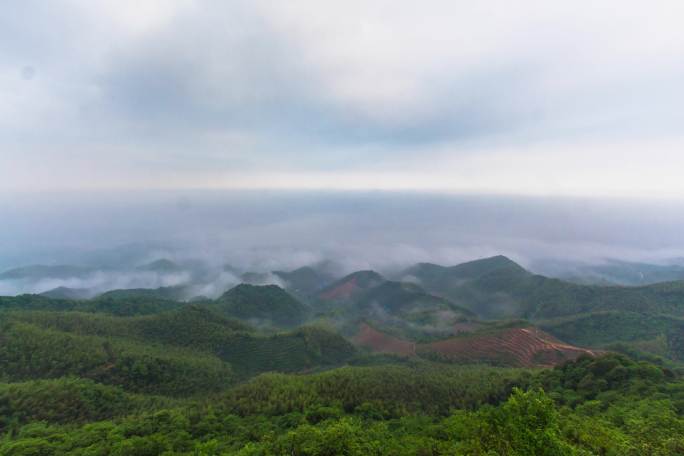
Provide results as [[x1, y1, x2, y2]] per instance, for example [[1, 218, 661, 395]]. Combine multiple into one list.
[[355, 323, 416, 356], [354, 323, 597, 367], [422, 326, 598, 367]]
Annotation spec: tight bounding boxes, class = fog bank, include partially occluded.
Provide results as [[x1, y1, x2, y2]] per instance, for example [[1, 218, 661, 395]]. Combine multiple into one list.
[[2, 190, 684, 295]]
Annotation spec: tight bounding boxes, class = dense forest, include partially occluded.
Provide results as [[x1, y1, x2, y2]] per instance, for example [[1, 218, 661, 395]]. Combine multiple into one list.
[[3, 256, 684, 454]]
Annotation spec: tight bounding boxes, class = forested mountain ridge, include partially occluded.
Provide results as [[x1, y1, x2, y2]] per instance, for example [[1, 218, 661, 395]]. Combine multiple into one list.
[[401, 255, 684, 319]]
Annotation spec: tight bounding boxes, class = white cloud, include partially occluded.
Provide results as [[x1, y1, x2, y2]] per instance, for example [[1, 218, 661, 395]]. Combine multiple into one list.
[[1, 1, 684, 195]]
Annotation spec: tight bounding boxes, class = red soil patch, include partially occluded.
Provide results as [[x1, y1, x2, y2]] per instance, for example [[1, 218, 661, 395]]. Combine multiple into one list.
[[354, 323, 416, 356], [320, 277, 359, 300], [354, 324, 598, 367], [421, 327, 598, 368]]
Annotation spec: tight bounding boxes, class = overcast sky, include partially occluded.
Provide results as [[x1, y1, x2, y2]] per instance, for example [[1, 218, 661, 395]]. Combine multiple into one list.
[[2, 1, 684, 196]]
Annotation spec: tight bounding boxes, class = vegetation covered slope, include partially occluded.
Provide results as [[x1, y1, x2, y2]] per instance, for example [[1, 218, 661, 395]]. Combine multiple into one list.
[[0, 378, 173, 430], [273, 266, 336, 297], [213, 284, 310, 328], [39, 286, 92, 300], [96, 285, 189, 303], [0, 293, 185, 316], [404, 255, 684, 319], [0, 319, 234, 396], [2, 307, 356, 379], [538, 311, 684, 347], [3, 354, 684, 455], [318, 270, 385, 301], [355, 281, 474, 317]]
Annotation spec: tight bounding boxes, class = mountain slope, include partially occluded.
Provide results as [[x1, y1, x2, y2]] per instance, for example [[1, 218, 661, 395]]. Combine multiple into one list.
[[0, 293, 185, 316], [4, 308, 356, 379], [0, 378, 173, 428], [402, 256, 529, 289], [213, 284, 309, 327], [273, 266, 336, 296], [349, 281, 476, 336], [0, 319, 235, 396], [318, 270, 385, 301], [537, 311, 683, 347], [354, 322, 597, 367], [403, 255, 684, 319], [40, 286, 93, 300], [96, 285, 188, 302]]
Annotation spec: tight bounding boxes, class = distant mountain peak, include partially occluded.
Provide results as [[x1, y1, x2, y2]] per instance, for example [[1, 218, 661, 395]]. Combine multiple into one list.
[[318, 270, 385, 301], [136, 259, 182, 273], [39, 286, 93, 300], [447, 255, 527, 276], [221, 282, 285, 296]]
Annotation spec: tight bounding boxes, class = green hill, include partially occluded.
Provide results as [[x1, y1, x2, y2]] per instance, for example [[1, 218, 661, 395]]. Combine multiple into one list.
[[356, 281, 474, 317], [0, 293, 185, 316], [350, 281, 476, 337], [0, 378, 173, 430], [0, 320, 235, 396], [4, 306, 356, 378], [96, 285, 189, 302], [318, 270, 385, 301], [214, 284, 309, 328], [538, 311, 684, 348], [402, 256, 529, 289], [217, 326, 357, 376], [40, 286, 93, 300], [403, 256, 684, 319], [7, 306, 253, 351]]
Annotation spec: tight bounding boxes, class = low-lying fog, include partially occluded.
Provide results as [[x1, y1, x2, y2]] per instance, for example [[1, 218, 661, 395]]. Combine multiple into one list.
[[2, 190, 684, 296]]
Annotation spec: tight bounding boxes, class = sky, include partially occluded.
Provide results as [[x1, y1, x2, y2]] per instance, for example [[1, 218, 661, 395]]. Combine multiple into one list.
[[2, 1, 684, 196]]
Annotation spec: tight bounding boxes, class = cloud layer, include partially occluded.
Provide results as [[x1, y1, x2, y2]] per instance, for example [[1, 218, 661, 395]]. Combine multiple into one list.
[[2, 1, 684, 195]]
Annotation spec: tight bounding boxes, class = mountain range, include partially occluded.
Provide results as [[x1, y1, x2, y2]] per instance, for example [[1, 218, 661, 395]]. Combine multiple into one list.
[[3, 253, 684, 452]]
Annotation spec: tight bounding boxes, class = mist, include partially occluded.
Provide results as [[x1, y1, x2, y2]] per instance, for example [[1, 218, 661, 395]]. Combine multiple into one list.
[[2, 190, 684, 296]]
